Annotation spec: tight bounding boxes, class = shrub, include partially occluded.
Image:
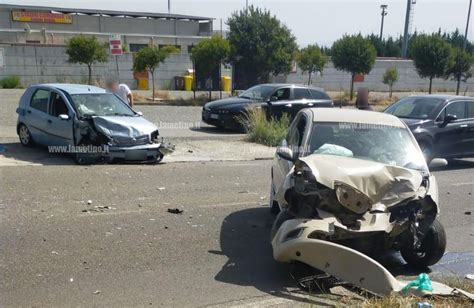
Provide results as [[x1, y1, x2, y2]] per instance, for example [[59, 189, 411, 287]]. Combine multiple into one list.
[[0, 76, 21, 89], [241, 107, 290, 147]]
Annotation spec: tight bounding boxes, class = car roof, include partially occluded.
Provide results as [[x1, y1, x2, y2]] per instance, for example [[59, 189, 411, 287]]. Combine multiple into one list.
[[33, 83, 106, 94], [403, 94, 474, 101], [258, 83, 325, 91], [310, 108, 405, 128]]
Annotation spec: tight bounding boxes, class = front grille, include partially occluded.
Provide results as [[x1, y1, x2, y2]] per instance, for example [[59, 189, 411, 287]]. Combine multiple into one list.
[[114, 134, 150, 146]]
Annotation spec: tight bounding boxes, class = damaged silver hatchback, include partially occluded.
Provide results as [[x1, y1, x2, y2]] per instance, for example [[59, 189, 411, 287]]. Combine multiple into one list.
[[16, 84, 173, 164], [269, 108, 463, 296]]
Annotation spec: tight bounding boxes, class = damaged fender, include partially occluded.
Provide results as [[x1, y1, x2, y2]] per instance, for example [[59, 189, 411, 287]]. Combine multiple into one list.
[[272, 218, 474, 299]]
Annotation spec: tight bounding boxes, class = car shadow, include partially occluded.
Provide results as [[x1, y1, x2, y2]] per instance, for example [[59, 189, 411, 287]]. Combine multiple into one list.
[[0, 142, 73, 165], [0, 142, 169, 166], [190, 126, 243, 135], [214, 207, 439, 304]]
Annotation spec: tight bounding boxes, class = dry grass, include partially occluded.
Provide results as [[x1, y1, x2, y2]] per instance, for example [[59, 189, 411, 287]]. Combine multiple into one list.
[[361, 278, 474, 308]]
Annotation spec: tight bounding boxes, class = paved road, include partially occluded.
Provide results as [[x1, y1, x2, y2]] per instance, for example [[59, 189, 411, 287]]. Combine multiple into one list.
[[1, 89, 473, 306]]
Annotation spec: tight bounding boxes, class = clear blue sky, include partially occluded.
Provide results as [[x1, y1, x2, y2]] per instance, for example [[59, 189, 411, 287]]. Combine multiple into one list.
[[2, 0, 472, 47]]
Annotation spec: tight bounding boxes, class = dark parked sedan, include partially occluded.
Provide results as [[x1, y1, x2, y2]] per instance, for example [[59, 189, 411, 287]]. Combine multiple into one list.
[[202, 84, 333, 131], [384, 95, 474, 161]]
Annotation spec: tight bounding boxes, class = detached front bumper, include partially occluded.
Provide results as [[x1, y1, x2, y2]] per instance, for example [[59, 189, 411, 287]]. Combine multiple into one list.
[[272, 218, 474, 299]]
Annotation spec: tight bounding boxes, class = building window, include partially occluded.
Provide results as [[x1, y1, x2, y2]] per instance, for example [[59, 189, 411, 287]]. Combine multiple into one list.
[[129, 44, 148, 53], [187, 45, 195, 54]]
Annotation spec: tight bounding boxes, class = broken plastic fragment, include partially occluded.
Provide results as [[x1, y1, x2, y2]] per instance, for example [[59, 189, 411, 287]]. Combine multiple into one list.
[[167, 208, 183, 214], [402, 273, 433, 294]]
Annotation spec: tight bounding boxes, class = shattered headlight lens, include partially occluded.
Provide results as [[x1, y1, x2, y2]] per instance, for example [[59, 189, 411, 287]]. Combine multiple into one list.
[[334, 181, 372, 214]]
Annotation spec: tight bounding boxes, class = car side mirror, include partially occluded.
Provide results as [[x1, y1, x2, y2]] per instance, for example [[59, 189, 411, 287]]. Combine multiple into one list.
[[429, 158, 448, 169], [269, 96, 278, 103], [136, 111, 143, 116], [444, 114, 457, 124], [58, 114, 69, 120], [276, 146, 295, 162]]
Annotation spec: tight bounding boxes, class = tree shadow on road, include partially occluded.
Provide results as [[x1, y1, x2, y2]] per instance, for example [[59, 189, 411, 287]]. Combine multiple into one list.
[[212, 207, 351, 306]]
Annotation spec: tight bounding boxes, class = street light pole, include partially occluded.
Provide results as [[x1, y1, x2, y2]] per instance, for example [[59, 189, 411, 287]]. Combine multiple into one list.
[[401, 0, 413, 58], [168, 0, 171, 14], [464, 0, 473, 50], [380, 5, 388, 40]]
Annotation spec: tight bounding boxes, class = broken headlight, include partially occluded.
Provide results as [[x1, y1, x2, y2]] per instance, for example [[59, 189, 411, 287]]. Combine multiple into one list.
[[334, 181, 372, 215], [293, 161, 318, 192]]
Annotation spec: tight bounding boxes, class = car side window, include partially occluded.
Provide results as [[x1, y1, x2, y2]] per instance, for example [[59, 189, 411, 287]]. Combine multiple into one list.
[[286, 115, 307, 157], [50, 92, 69, 117], [30, 89, 50, 113], [443, 101, 466, 120], [467, 101, 474, 119], [294, 88, 312, 100], [272, 88, 291, 101], [310, 89, 330, 100]]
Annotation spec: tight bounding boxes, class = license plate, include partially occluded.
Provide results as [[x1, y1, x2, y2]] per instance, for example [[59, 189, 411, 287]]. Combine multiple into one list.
[[125, 150, 148, 160], [210, 114, 219, 119]]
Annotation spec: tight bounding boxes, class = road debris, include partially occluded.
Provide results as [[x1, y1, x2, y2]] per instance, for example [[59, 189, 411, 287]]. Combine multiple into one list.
[[87, 200, 93, 205], [93, 290, 101, 295], [465, 211, 472, 215], [466, 274, 474, 280], [82, 205, 115, 213], [157, 187, 166, 191], [167, 208, 183, 214], [51, 251, 59, 255]]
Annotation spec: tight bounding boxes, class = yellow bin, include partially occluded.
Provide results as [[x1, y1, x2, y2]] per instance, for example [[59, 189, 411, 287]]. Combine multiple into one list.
[[137, 78, 149, 90], [221, 76, 231, 92], [183, 75, 193, 91]]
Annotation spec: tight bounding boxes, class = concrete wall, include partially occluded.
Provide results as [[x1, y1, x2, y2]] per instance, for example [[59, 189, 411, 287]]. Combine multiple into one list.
[[277, 59, 474, 93], [0, 45, 231, 90]]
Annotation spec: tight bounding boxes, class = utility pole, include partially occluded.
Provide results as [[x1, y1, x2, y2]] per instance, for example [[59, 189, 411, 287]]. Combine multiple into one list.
[[401, 0, 413, 58], [380, 5, 388, 40], [246, 0, 249, 12], [168, 0, 171, 14], [464, 0, 473, 50]]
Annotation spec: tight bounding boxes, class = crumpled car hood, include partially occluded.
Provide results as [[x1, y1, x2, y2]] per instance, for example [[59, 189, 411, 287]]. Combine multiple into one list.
[[299, 154, 424, 207], [92, 116, 158, 138]]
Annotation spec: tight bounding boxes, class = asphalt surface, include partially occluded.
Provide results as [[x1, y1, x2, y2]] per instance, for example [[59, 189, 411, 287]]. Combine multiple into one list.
[[1, 89, 473, 306]]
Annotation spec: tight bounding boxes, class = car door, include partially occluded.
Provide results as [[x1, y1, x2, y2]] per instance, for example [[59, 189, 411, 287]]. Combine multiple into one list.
[[25, 88, 51, 145], [272, 113, 309, 195], [433, 101, 466, 157], [266, 87, 291, 119], [44, 91, 75, 146], [460, 100, 474, 156], [290, 88, 314, 117]]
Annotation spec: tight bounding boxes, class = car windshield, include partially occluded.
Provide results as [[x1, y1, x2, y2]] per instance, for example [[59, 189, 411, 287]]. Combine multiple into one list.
[[384, 97, 443, 119], [70, 93, 135, 117], [308, 122, 428, 173], [239, 85, 275, 100]]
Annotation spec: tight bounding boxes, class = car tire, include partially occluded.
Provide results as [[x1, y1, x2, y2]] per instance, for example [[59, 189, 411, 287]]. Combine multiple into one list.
[[153, 153, 164, 164], [400, 219, 446, 268], [18, 124, 34, 147], [418, 141, 433, 163], [270, 209, 294, 241]]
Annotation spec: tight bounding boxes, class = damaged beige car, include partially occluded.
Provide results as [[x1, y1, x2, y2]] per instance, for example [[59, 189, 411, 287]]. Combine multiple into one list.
[[269, 108, 473, 298]]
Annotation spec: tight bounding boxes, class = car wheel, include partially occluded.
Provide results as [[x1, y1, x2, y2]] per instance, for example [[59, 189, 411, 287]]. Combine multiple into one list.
[[18, 124, 34, 147], [269, 181, 280, 215], [400, 219, 446, 268], [153, 153, 164, 164], [270, 209, 294, 240], [419, 141, 433, 163]]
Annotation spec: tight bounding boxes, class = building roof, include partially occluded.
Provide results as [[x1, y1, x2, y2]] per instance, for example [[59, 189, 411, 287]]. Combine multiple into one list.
[[310, 108, 405, 127], [0, 3, 213, 21], [36, 83, 106, 94]]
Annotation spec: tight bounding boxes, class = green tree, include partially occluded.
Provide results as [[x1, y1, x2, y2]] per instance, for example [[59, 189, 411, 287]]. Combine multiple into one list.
[[191, 35, 230, 100], [227, 6, 297, 87], [133, 46, 177, 101], [297, 44, 327, 85], [382, 67, 398, 98], [331, 35, 377, 100], [65, 36, 108, 85], [410, 34, 453, 94], [445, 48, 473, 95]]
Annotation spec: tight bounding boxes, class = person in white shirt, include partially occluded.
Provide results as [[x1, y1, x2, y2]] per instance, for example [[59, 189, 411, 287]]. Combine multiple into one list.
[[106, 78, 134, 107]]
